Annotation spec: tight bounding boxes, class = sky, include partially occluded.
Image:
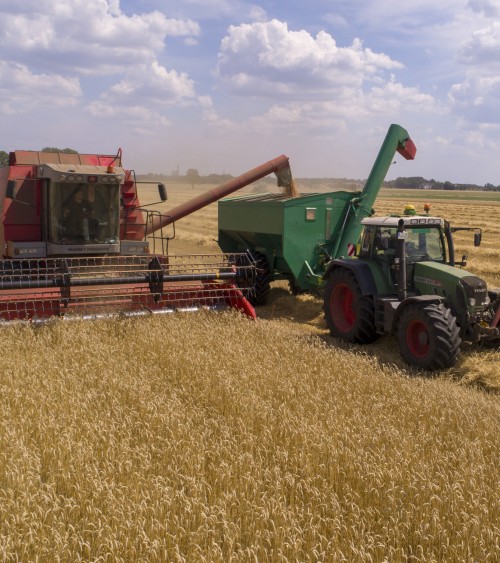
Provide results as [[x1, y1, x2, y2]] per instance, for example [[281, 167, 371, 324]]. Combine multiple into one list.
[[1, 0, 499, 185]]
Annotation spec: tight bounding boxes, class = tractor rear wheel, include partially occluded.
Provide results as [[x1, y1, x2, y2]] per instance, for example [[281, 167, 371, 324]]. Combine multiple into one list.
[[248, 250, 271, 306], [397, 303, 461, 370], [323, 268, 378, 344]]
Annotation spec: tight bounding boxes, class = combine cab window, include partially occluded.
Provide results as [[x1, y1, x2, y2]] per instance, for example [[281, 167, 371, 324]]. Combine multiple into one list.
[[48, 182, 120, 244]]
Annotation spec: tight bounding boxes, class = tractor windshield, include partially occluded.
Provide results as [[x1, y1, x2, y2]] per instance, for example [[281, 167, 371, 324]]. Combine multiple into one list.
[[405, 226, 445, 262], [372, 225, 445, 263], [48, 182, 120, 244]]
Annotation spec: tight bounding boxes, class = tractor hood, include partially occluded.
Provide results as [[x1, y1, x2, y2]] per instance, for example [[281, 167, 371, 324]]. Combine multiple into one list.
[[413, 262, 489, 309]]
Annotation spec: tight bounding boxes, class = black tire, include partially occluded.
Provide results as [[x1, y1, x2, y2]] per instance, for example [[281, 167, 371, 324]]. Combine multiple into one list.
[[397, 303, 461, 370], [323, 268, 378, 344], [248, 250, 271, 306]]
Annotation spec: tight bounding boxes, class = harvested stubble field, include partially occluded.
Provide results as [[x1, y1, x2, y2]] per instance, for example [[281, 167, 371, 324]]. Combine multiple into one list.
[[1, 183, 499, 561]]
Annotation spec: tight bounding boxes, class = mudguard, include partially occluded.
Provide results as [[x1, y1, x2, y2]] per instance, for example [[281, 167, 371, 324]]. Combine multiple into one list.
[[324, 259, 378, 296]]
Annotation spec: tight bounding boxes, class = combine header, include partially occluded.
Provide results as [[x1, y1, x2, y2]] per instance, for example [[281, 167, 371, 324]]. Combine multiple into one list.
[[0, 150, 292, 323]]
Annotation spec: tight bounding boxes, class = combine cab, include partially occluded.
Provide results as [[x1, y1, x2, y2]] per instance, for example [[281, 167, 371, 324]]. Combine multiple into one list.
[[0, 149, 293, 323]]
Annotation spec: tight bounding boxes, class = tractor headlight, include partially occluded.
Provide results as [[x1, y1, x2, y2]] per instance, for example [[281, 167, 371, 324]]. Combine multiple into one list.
[[460, 276, 488, 308]]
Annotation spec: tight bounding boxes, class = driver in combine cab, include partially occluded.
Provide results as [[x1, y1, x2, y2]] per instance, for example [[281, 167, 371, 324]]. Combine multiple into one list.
[[63, 187, 99, 241]]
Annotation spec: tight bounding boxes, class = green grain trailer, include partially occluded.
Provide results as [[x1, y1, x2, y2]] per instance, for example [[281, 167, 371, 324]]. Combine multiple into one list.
[[218, 124, 417, 304]]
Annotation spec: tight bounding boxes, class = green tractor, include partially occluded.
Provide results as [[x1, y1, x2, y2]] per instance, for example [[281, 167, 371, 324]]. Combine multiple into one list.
[[218, 123, 500, 370], [323, 208, 500, 370]]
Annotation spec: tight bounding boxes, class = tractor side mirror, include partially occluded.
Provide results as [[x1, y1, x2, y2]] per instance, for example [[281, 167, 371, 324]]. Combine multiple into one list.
[[474, 232, 481, 247], [158, 183, 167, 202], [6, 179, 15, 199]]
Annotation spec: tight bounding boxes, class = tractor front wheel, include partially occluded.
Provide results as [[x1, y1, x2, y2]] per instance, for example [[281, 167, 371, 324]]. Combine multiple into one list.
[[397, 303, 461, 370], [323, 268, 378, 344]]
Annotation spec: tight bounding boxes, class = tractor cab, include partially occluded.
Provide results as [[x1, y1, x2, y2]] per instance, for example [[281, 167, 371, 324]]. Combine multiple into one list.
[[360, 215, 447, 263], [357, 215, 448, 294]]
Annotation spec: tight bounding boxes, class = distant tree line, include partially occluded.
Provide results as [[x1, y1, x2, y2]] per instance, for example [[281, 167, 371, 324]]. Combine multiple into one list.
[[2, 152, 498, 193], [384, 176, 500, 192], [40, 147, 78, 154], [140, 171, 499, 192]]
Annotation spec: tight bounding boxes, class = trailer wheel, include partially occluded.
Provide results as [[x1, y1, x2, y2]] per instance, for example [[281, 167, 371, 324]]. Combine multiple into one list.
[[249, 250, 271, 306], [397, 303, 461, 370], [323, 268, 378, 344]]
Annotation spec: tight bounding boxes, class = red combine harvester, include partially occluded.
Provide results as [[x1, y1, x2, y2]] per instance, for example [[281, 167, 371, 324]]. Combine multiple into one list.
[[0, 149, 292, 323]]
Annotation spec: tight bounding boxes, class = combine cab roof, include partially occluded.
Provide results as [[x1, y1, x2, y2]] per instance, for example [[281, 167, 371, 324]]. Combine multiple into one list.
[[38, 162, 125, 179], [9, 150, 122, 168]]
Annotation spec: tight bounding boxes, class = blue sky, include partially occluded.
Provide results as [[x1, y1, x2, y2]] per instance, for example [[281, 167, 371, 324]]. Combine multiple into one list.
[[1, 0, 499, 184]]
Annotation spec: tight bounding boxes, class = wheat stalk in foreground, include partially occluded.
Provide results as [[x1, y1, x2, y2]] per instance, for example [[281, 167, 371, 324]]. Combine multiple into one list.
[[0, 312, 498, 561]]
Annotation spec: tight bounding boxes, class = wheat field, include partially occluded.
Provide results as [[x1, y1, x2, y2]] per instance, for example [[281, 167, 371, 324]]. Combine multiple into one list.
[[0, 182, 499, 561]]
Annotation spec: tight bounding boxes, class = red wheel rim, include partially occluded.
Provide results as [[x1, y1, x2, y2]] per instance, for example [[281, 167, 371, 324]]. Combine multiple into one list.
[[331, 283, 355, 332], [406, 319, 430, 358]]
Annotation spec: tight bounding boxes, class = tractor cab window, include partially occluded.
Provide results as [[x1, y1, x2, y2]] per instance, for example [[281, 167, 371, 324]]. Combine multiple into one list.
[[374, 227, 397, 254], [405, 227, 445, 263], [48, 182, 120, 244], [359, 225, 376, 258], [373, 227, 398, 267]]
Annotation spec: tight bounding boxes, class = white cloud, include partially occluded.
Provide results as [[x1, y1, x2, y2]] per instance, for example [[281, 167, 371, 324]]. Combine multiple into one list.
[[201, 74, 439, 141], [323, 12, 349, 28], [460, 21, 500, 65], [87, 61, 196, 117], [448, 19, 500, 124], [367, 78, 440, 115], [467, 0, 500, 16], [247, 6, 268, 22], [0, 61, 81, 114], [349, 0, 468, 29], [1, 0, 499, 184], [0, 1, 202, 128], [449, 73, 500, 122], [0, 0, 200, 75], [216, 20, 403, 99], [163, 0, 259, 19]]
